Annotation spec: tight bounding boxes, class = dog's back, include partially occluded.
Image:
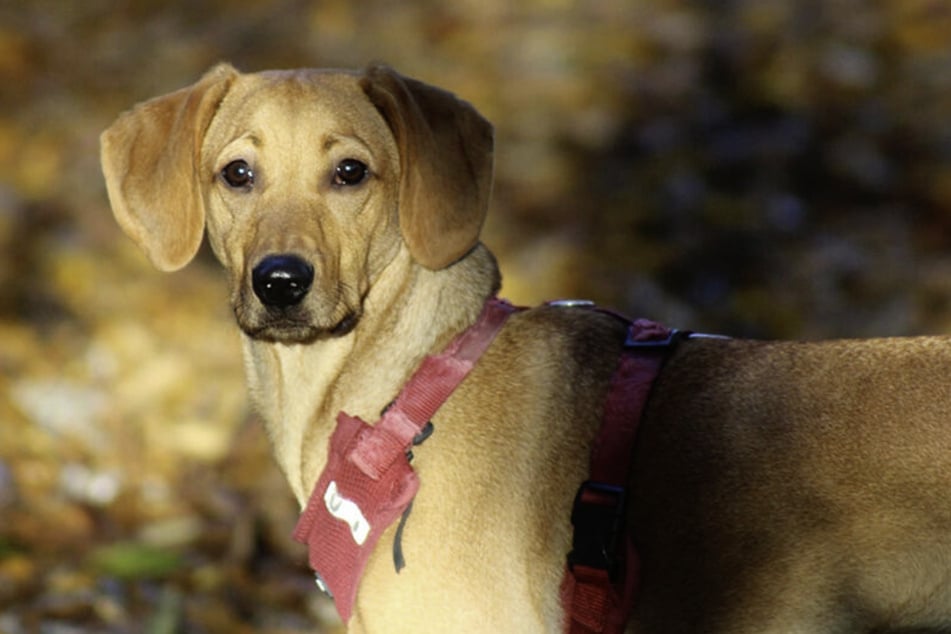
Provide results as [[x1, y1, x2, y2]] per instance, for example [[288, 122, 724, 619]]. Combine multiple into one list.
[[632, 336, 951, 632]]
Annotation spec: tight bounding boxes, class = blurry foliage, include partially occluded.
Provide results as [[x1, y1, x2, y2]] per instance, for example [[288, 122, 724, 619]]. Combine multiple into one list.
[[1, 0, 950, 632]]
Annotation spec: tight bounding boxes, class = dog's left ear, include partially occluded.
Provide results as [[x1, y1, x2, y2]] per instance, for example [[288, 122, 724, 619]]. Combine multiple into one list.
[[360, 65, 494, 270]]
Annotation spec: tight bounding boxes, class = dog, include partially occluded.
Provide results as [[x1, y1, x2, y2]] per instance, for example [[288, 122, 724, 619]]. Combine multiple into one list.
[[101, 63, 951, 633]]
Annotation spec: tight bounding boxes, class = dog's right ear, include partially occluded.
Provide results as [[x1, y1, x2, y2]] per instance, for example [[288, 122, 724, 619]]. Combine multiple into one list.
[[100, 63, 238, 272]]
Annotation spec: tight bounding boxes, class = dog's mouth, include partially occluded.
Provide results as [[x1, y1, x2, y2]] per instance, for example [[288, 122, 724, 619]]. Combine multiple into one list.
[[236, 307, 362, 344]]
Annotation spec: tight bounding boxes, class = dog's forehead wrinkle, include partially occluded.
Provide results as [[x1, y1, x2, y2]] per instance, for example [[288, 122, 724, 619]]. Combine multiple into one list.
[[214, 132, 260, 162], [214, 82, 391, 164], [320, 132, 377, 158], [244, 70, 369, 115]]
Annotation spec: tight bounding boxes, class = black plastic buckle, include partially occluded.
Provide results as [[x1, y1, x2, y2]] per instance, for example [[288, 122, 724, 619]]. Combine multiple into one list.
[[405, 421, 434, 463], [567, 481, 626, 578]]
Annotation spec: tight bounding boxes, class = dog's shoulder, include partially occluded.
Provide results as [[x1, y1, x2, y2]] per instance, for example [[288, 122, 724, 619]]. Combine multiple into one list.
[[452, 302, 632, 430], [494, 302, 632, 371]]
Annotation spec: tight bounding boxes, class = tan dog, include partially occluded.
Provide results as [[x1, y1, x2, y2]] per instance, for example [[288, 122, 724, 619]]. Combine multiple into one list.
[[101, 64, 951, 633]]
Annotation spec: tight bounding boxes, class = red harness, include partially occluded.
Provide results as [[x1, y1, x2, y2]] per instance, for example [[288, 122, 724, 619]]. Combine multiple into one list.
[[561, 311, 676, 633], [293, 297, 518, 621], [292, 298, 675, 631]]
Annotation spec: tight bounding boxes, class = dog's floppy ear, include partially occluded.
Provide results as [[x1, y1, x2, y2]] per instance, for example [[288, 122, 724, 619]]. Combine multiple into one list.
[[100, 63, 238, 271], [360, 65, 494, 270]]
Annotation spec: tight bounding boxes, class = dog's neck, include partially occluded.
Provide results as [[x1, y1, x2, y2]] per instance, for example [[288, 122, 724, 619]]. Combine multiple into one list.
[[240, 244, 500, 505]]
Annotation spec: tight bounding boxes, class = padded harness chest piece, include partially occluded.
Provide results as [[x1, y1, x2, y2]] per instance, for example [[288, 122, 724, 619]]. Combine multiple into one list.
[[292, 297, 517, 622]]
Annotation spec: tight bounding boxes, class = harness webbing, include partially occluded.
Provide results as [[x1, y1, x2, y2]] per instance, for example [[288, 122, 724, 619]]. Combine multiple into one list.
[[561, 317, 677, 633], [292, 297, 517, 622], [292, 297, 678, 631]]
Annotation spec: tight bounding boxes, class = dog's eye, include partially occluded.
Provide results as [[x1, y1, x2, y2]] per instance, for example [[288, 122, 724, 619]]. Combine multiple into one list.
[[334, 159, 368, 186], [221, 160, 254, 188]]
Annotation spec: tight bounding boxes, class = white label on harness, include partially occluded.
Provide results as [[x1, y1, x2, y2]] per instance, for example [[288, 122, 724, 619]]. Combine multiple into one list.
[[324, 481, 371, 546]]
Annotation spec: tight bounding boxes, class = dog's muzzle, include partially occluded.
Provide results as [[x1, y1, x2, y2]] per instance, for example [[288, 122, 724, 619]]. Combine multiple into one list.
[[252, 254, 314, 307], [243, 253, 359, 341]]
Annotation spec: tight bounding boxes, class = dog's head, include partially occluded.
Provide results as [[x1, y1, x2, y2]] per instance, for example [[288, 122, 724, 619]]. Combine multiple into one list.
[[101, 64, 494, 343]]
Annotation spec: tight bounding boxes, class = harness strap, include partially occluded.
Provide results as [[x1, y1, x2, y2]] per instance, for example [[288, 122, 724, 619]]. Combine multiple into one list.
[[292, 297, 517, 623], [562, 317, 678, 634], [366, 296, 517, 454]]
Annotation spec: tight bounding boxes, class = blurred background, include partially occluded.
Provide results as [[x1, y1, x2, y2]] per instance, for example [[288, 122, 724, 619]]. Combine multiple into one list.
[[1, 1, 950, 632]]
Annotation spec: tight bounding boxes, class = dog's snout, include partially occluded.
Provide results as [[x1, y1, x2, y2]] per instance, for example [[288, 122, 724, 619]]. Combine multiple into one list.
[[252, 255, 314, 307]]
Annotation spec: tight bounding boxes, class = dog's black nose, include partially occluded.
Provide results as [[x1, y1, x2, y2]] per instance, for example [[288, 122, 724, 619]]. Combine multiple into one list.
[[252, 255, 314, 307]]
